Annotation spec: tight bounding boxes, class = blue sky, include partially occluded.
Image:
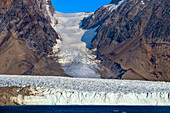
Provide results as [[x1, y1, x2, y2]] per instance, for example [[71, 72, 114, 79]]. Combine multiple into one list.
[[51, 0, 111, 13]]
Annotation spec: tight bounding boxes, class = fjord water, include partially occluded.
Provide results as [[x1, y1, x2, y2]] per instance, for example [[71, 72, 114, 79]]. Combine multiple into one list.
[[0, 106, 170, 113]]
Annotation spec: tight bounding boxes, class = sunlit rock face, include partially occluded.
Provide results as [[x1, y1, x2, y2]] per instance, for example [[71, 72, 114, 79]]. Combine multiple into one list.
[[82, 0, 170, 81], [0, 0, 68, 76], [0, 75, 170, 105]]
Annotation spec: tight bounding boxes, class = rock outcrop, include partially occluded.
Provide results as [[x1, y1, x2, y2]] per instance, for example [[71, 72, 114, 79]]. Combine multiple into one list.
[[82, 0, 170, 81], [0, 0, 68, 76], [0, 86, 32, 105]]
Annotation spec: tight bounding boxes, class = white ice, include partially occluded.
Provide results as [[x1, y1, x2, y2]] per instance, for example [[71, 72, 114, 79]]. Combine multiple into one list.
[[51, 12, 101, 78], [1, 75, 170, 105], [1, 75, 170, 93]]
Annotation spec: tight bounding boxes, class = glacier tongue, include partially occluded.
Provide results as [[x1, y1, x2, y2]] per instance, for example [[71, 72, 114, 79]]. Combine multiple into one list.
[[1, 75, 170, 105], [51, 12, 101, 78]]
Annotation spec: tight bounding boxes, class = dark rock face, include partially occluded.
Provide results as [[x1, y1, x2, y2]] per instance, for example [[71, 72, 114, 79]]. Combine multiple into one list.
[[82, 0, 170, 81], [0, 0, 68, 76]]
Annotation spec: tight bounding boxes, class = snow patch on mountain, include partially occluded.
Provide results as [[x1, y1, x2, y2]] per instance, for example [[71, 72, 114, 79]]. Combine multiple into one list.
[[104, 0, 125, 12], [46, 0, 57, 27], [141, 1, 145, 4]]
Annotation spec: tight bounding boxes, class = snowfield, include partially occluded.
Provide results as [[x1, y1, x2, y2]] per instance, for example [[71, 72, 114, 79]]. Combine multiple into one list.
[[1, 75, 170, 105]]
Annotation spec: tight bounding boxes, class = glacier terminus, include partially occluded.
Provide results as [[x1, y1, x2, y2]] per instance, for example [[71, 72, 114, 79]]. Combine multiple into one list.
[[0, 75, 170, 105]]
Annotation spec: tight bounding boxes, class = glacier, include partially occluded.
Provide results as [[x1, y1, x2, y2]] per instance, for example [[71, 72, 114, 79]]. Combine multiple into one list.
[[45, 0, 128, 78], [50, 12, 101, 78], [0, 75, 170, 105], [46, 0, 128, 78]]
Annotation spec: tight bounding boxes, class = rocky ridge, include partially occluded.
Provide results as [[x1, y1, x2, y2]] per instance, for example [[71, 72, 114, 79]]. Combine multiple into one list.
[[0, 0, 68, 76], [82, 0, 170, 81]]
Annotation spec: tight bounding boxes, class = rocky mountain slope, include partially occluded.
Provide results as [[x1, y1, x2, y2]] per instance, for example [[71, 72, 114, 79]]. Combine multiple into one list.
[[0, 0, 169, 81], [82, 0, 170, 81], [0, 0, 68, 76]]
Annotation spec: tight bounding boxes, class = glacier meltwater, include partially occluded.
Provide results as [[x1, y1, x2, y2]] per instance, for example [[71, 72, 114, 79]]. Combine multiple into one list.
[[0, 75, 170, 105]]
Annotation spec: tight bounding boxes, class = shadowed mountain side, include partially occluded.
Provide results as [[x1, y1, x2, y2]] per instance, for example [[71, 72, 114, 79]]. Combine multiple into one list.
[[0, 0, 69, 76], [82, 0, 170, 81]]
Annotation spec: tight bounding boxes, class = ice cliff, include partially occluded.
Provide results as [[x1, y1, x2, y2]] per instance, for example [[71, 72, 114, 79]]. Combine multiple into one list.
[[1, 75, 170, 105]]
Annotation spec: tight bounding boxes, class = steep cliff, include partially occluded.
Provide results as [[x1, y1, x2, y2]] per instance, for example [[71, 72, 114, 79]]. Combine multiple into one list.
[[0, 0, 68, 76], [82, 0, 170, 81]]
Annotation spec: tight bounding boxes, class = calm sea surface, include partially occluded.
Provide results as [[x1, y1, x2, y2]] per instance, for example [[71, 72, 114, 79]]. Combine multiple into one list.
[[0, 105, 170, 113]]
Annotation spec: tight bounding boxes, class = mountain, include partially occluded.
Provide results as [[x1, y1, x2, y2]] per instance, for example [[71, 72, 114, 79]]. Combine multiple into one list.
[[82, 0, 170, 81], [0, 0, 169, 81], [0, 0, 68, 76], [0, 0, 170, 106]]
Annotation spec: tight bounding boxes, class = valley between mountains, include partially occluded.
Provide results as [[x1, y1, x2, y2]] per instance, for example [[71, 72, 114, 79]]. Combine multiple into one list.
[[51, 12, 101, 78], [0, 0, 169, 81]]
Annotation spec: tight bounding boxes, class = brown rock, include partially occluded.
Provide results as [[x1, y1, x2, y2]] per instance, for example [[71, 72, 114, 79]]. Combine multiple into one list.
[[82, 0, 170, 81], [0, 86, 30, 105], [0, 0, 69, 77]]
